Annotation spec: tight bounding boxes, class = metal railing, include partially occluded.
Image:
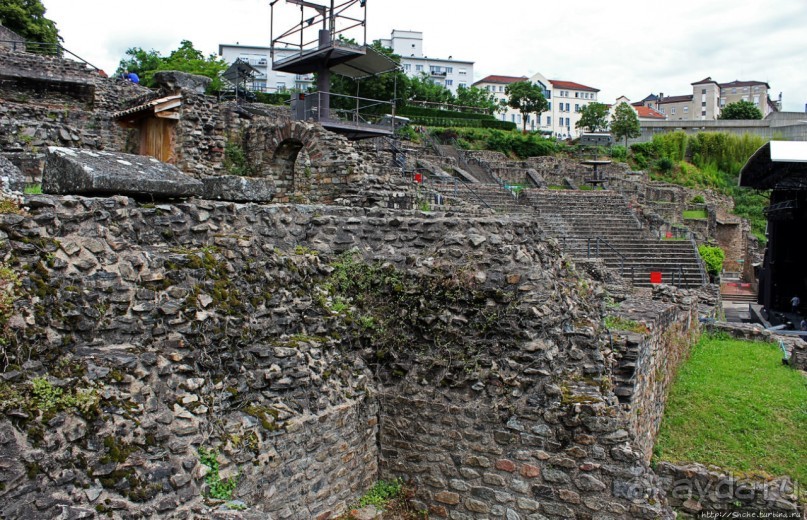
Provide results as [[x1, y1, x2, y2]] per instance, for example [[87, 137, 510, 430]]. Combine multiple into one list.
[[423, 176, 492, 210], [1, 40, 101, 71], [586, 237, 633, 279], [291, 91, 395, 131]]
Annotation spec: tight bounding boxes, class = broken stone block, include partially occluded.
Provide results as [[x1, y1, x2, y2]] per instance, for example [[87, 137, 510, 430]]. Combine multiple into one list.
[[42, 147, 203, 198]]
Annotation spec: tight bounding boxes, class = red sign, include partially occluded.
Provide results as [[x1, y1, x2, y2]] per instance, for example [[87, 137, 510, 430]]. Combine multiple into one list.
[[414, 173, 423, 183], [665, 232, 673, 239], [650, 272, 662, 284]]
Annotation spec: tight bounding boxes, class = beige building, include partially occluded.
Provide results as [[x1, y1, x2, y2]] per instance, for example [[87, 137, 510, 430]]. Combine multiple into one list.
[[653, 76, 778, 121]]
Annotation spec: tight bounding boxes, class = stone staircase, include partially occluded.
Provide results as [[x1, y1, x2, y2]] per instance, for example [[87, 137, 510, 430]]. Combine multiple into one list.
[[527, 190, 708, 289]]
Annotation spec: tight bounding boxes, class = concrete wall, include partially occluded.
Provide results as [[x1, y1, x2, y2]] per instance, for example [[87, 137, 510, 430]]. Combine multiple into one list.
[[628, 114, 807, 145]]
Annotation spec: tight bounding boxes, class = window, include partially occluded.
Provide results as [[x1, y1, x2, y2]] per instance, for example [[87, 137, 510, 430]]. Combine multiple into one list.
[[547, 102, 551, 110], [753, 95, 759, 104], [499, 85, 504, 92], [575, 92, 579, 98], [702, 89, 706, 94], [720, 98, 726, 106], [702, 110, 706, 116], [546, 116, 551, 125], [575, 104, 580, 112], [415, 64, 423, 72], [566, 103, 570, 111], [445, 79, 453, 86], [459, 69, 467, 75], [276, 82, 286, 91], [445, 67, 453, 74], [660, 108, 665, 114], [458, 82, 466, 88], [702, 101, 706, 107], [731, 88, 737, 94], [403, 64, 411, 72], [671, 107, 676, 115], [684, 106, 689, 113]]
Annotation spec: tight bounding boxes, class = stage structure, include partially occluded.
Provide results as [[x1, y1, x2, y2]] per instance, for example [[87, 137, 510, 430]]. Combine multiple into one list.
[[270, 0, 400, 139], [739, 141, 807, 315]]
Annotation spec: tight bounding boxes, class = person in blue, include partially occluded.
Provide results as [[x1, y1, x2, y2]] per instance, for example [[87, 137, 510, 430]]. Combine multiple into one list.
[[127, 71, 140, 84]]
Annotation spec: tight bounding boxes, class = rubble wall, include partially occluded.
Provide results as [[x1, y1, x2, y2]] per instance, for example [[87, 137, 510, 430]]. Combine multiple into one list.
[[0, 194, 701, 519]]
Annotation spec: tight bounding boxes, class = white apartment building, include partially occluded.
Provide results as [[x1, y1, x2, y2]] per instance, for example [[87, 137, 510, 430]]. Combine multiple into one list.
[[378, 30, 473, 95], [474, 72, 600, 138], [218, 44, 315, 93]]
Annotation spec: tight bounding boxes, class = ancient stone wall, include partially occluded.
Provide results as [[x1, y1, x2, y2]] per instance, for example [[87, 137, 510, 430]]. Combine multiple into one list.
[[655, 462, 802, 517], [608, 297, 699, 460], [0, 27, 24, 50], [0, 194, 704, 519], [526, 156, 633, 188]]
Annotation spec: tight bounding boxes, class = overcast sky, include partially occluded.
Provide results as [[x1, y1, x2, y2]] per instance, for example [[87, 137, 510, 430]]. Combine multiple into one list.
[[43, 0, 807, 111]]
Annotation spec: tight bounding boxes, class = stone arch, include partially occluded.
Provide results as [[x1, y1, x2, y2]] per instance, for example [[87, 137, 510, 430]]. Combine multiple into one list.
[[272, 138, 304, 194], [268, 121, 325, 197]]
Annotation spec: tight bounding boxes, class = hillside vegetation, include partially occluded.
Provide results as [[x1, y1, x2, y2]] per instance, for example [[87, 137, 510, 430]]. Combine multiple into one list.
[[630, 132, 770, 241]]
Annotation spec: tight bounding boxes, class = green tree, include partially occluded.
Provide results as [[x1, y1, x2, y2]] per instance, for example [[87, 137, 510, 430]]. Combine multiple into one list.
[[455, 85, 497, 114], [611, 102, 641, 147], [575, 102, 610, 133], [505, 81, 548, 134], [719, 100, 763, 120], [0, 0, 60, 48], [406, 73, 455, 106], [115, 40, 227, 90]]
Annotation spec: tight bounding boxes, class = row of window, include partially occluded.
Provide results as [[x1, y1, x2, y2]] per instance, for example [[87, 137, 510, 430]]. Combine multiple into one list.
[[556, 90, 595, 100], [402, 63, 468, 75]]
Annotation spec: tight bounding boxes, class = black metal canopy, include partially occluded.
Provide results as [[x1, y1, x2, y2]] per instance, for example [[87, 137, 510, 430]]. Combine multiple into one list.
[[739, 141, 807, 190]]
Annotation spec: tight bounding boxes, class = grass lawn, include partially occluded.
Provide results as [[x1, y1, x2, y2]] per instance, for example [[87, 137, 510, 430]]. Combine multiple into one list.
[[654, 335, 807, 485], [682, 209, 708, 220]]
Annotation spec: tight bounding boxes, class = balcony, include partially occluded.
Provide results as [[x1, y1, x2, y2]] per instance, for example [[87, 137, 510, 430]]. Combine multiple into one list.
[[430, 70, 447, 77]]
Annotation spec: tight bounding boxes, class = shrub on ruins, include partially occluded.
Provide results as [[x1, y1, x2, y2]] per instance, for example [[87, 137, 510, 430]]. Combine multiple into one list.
[[435, 128, 559, 159], [697, 244, 725, 280]]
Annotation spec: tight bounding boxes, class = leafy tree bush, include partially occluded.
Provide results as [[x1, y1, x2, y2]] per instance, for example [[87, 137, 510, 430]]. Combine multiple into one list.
[[575, 102, 609, 133], [0, 0, 60, 48], [698, 244, 725, 279], [116, 40, 227, 91], [609, 145, 627, 161], [432, 128, 558, 159], [504, 81, 548, 134], [655, 156, 674, 173], [719, 100, 763, 120], [610, 102, 641, 147]]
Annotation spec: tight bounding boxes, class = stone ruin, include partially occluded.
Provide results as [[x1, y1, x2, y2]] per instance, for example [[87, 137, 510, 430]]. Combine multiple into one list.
[[0, 47, 800, 520]]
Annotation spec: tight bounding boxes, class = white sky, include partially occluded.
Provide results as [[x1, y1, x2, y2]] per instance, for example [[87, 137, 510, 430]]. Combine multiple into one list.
[[43, 0, 807, 111]]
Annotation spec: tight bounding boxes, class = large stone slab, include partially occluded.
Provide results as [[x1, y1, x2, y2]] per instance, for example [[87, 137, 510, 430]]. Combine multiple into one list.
[[43, 147, 203, 198], [201, 176, 276, 203]]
